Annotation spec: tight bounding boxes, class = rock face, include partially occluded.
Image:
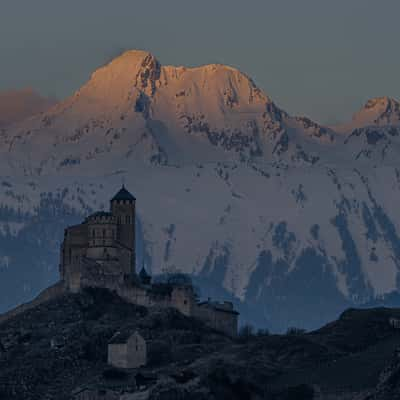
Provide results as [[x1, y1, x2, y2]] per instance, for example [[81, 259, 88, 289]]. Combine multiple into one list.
[[2, 50, 400, 331], [1, 289, 400, 399]]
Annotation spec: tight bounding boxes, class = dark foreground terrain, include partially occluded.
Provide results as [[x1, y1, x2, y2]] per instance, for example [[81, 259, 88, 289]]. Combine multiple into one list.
[[2, 289, 400, 399]]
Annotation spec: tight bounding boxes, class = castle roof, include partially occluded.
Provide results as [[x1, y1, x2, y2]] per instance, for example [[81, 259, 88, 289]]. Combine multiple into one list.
[[111, 186, 136, 202], [89, 211, 112, 218]]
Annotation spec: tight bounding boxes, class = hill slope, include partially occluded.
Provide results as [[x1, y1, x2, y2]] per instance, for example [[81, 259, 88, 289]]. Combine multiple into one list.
[[2, 289, 400, 399]]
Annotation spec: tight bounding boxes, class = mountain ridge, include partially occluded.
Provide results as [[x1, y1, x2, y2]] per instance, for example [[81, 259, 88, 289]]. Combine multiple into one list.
[[2, 50, 400, 331]]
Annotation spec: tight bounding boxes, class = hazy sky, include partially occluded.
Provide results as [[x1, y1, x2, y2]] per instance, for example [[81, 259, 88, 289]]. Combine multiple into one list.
[[1, 0, 399, 124]]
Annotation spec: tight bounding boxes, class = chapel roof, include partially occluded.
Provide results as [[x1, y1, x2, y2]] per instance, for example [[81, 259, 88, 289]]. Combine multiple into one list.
[[108, 330, 143, 344]]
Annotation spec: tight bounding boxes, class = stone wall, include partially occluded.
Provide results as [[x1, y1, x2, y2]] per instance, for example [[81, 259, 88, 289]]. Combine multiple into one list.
[[127, 333, 146, 368], [86, 216, 118, 260], [117, 245, 135, 276], [194, 304, 238, 337], [108, 343, 129, 369], [62, 256, 239, 338], [60, 223, 88, 283], [171, 286, 195, 317]]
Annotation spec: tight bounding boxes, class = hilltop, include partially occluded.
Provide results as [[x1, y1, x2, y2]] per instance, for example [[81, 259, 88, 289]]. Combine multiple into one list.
[[2, 288, 400, 399]]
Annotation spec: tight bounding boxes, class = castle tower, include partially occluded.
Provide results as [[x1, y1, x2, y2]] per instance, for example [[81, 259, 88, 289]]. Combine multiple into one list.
[[110, 186, 136, 274]]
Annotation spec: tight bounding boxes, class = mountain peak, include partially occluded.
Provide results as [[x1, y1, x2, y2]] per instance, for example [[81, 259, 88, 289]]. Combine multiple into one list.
[[100, 49, 158, 69], [92, 49, 160, 82], [352, 96, 400, 127], [363, 96, 397, 110], [78, 49, 161, 104]]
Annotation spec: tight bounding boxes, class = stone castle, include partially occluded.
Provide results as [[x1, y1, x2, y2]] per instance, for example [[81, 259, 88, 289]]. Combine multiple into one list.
[[60, 186, 137, 293], [59, 187, 239, 337]]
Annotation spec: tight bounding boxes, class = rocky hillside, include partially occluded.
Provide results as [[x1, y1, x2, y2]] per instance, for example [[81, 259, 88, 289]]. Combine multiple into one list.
[[2, 50, 400, 331], [1, 288, 400, 399]]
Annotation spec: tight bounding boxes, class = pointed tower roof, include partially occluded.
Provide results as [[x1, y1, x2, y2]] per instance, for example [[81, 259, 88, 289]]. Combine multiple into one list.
[[111, 185, 136, 202], [139, 265, 151, 279]]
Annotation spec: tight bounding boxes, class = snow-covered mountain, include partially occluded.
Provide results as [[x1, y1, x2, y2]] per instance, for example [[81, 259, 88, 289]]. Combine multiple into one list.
[[1, 50, 400, 331], [333, 97, 400, 164], [335, 97, 400, 132]]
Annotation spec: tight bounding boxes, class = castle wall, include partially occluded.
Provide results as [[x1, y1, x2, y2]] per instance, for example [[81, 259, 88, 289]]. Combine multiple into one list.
[[66, 262, 84, 293], [86, 216, 118, 260], [214, 310, 238, 337], [64, 224, 88, 246], [117, 284, 150, 307], [117, 245, 134, 276], [60, 224, 88, 285], [194, 304, 238, 337], [171, 286, 195, 317]]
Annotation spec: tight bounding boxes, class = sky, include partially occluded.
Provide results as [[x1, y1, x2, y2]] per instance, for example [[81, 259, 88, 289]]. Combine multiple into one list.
[[1, 0, 399, 125]]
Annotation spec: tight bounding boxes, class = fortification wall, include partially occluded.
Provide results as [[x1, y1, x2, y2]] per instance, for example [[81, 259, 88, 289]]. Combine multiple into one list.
[[193, 305, 238, 337], [171, 287, 195, 317]]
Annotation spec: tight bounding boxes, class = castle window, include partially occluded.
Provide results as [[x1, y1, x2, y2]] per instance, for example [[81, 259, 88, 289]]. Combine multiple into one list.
[[103, 229, 106, 237], [92, 229, 95, 238]]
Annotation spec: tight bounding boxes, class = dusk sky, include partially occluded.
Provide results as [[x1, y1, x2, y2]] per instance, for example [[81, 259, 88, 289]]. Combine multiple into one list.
[[1, 0, 399, 124]]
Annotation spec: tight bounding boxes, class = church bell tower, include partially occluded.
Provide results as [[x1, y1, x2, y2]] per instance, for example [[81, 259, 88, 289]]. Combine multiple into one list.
[[110, 185, 136, 274]]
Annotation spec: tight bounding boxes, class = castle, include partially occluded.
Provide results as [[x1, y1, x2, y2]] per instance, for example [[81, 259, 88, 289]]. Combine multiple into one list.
[[60, 186, 137, 292], [59, 187, 239, 337]]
